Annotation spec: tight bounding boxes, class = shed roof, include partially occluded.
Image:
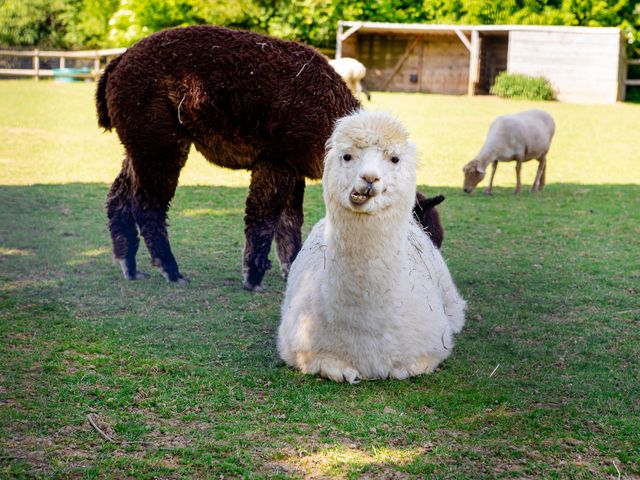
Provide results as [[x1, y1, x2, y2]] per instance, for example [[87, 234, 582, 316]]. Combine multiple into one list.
[[338, 20, 622, 39]]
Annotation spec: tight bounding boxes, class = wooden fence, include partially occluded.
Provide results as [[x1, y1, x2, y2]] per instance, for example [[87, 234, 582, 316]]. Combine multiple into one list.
[[0, 48, 126, 80], [0, 46, 638, 90]]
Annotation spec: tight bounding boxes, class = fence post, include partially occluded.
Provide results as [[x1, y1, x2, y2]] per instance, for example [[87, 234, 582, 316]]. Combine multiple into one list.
[[34, 48, 40, 81], [94, 51, 100, 76], [60, 56, 65, 69]]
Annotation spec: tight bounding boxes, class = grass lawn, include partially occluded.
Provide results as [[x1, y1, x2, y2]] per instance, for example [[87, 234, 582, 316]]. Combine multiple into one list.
[[1, 80, 639, 478]]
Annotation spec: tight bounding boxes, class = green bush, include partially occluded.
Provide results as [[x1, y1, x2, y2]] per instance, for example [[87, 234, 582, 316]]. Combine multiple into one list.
[[490, 72, 556, 101]]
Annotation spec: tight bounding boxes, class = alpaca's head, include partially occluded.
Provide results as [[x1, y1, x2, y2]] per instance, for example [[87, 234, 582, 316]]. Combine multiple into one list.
[[462, 159, 486, 194], [323, 110, 416, 216]]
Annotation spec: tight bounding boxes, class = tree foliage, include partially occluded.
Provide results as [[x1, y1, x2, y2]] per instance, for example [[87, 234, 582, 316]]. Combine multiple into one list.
[[0, 0, 637, 57]]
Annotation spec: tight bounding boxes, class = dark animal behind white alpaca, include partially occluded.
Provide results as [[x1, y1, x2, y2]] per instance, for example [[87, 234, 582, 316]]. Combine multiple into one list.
[[278, 110, 466, 383]]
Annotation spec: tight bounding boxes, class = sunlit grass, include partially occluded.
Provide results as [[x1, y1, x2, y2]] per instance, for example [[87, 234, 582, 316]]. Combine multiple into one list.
[[1, 80, 638, 188]]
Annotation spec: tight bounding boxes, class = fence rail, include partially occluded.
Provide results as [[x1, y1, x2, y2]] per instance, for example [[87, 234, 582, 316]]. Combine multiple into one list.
[[0, 47, 639, 89], [0, 48, 126, 80]]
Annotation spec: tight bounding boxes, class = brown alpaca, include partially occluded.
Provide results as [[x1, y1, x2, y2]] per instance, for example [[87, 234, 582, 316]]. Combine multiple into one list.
[[97, 26, 359, 290], [412, 192, 445, 249]]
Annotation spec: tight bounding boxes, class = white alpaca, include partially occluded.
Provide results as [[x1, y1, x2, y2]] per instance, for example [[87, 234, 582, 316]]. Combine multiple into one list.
[[278, 110, 466, 383]]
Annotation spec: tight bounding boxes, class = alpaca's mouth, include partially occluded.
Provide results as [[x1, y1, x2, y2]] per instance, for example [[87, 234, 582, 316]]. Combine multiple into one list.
[[350, 188, 371, 205]]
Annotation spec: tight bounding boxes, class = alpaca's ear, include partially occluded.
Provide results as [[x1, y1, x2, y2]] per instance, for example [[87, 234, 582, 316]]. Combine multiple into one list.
[[476, 165, 485, 175], [418, 194, 445, 210]]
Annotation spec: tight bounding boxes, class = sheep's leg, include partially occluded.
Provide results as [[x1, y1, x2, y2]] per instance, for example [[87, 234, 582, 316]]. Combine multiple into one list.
[[514, 160, 523, 194], [532, 154, 547, 192], [484, 161, 498, 195], [274, 177, 305, 279], [106, 168, 147, 280], [360, 82, 372, 101], [243, 163, 297, 291]]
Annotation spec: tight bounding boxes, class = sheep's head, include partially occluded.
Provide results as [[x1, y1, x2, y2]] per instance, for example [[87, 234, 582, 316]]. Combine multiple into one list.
[[462, 160, 486, 194], [323, 110, 416, 216]]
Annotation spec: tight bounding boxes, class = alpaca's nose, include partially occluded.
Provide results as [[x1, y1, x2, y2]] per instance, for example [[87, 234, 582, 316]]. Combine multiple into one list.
[[361, 174, 379, 190]]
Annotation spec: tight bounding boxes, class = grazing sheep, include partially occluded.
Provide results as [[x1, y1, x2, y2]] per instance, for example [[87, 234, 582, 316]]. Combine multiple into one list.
[[97, 26, 359, 290], [329, 57, 371, 101], [463, 109, 555, 194], [413, 192, 445, 249], [278, 110, 466, 383]]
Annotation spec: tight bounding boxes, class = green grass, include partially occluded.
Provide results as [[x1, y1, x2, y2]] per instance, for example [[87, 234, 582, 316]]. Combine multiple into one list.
[[1, 80, 639, 478]]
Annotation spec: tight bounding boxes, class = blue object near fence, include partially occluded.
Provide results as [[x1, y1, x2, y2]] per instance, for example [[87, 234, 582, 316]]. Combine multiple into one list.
[[53, 67, 90, 82]]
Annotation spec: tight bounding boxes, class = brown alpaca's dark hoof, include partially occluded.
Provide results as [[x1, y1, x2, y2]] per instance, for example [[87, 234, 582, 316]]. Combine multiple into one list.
[[159, 270, 190, 284], [243, 278, 264, 292], [117, 259, 149, 280]]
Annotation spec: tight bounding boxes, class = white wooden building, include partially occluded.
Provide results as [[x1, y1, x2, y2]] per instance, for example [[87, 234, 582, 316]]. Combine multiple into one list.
[[336, 21, 627, 103]]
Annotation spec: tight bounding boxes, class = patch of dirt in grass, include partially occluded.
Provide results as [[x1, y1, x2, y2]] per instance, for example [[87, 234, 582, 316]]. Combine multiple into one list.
[[1, 435, 54, 473]]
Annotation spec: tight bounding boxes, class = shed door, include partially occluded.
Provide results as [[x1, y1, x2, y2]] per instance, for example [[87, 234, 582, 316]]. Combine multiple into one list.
[[478, 33, 509, 94]]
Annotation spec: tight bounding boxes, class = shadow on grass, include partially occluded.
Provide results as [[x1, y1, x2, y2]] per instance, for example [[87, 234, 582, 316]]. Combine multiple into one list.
[[1, 182, 639, 477]]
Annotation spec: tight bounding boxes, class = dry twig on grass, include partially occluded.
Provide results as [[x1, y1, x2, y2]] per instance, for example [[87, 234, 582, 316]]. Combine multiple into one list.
[[87, 413, 157, 446]]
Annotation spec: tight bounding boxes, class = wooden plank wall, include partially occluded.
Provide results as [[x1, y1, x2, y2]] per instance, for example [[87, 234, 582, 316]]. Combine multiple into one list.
[[352, 33, 470, 94], [508, 30, 623, 103]]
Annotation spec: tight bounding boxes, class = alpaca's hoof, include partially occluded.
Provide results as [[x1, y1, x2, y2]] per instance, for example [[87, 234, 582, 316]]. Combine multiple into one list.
[[243, 281, 263, 292], [123, 270, 149, 280], [483, 189, 493, 195], [164, 274, 190, 284], [117, 259, 149, 280], [314, 358, 361, 384], [390, 355, 440, 380]]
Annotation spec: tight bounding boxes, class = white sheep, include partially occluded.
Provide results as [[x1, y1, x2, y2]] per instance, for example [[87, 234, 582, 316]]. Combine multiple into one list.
[[278, 110, 466, 383], [329, 57, 371, 101], [463, 109, 555, 194]]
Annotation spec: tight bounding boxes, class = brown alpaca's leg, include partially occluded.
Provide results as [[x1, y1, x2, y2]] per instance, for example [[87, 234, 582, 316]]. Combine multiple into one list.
[[275, 178, 305, 279], [106, 168, 147, 280], [118, 115, 190, 283], [131, 159, 188, 283], [514, 160, 522, 194], [243, 164, 298, 291]]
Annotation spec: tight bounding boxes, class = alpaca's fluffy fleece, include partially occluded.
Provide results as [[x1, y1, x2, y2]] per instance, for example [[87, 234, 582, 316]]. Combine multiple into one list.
[[278, 110, 466, 383]]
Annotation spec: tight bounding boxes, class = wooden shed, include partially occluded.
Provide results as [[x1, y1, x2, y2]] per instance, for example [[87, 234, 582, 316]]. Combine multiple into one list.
[[336, 21, 627, 103]]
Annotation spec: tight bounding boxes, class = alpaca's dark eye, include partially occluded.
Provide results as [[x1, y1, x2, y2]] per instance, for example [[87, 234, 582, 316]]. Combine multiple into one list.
[[391, 156, 400, 164], [343, 154, 352, 161]]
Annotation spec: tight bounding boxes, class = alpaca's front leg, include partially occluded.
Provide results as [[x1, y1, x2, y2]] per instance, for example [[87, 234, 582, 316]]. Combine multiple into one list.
[[244, 163, 299, 291], [274, 178, 305, 279]]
